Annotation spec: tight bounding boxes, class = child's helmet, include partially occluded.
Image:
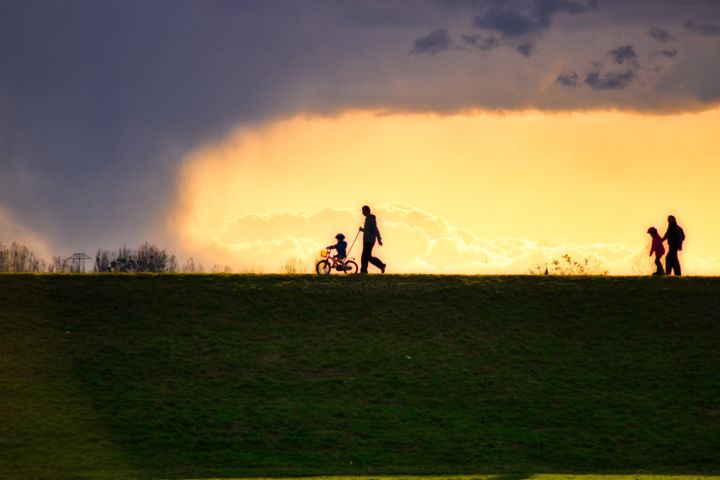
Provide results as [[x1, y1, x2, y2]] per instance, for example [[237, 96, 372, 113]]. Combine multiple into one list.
[[335, 233, 345, 240], [647, 227, 657, 234]]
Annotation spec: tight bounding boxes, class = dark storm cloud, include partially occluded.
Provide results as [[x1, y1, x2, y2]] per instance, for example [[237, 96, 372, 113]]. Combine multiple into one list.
[[0, 0, 351, 251], [470, 0, 598, 56], [649, 27, 676, 43], [608, 45, 639, 65], [473, 7, 542, 37], [415, 0, 598, 58], [516, 41, 535, 57], [473, 0, 598, 37], [411, 28, 454, 54], [555, 70, 580, 88], [2, 0, 720, 255], [557, 68, 638, 91], [684, 18, 720, 36], [460, 33, 500, 50], [558, 43, 642, 91], [585, 70, 636, 90]]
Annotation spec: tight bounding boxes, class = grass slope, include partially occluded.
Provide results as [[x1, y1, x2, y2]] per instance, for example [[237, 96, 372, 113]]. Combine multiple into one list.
[[0, 275, 719, 479]]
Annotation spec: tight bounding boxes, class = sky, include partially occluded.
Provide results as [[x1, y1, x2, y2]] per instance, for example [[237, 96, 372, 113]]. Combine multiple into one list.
[[2, 0, 720, 274]]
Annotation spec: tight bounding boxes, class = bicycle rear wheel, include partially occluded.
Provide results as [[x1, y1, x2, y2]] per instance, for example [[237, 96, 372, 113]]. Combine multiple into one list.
[[343, 260, 358, 274]]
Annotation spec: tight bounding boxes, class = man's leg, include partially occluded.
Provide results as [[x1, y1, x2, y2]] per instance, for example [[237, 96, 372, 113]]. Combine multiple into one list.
[[665, 249, 675, 275], [667, 248, 680, 275], [361, 243, 371, 273], [369, 256, 385, 271], [674, 250, 682, 276]]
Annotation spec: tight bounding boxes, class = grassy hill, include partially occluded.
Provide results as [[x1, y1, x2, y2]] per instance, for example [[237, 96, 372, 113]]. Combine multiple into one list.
[[0, 274, 719, 479]]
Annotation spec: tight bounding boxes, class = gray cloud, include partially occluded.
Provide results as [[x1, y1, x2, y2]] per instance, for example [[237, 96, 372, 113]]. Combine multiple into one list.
[[585, 70, 636, 90], [516, 41, 535, 57], [471, 0, 598, 56], [608, 45, 639, 65], [411, 28, 454, 54], [558, 45, 644, 90], [473, 6, 543, 37], [559, 39, 684, 91], [460, 33, 500, 50], [556, 70, 580, 88], [649, 27, 676, 43], [473, 0, 598, 37], [684, 18, 720, 36], [415, 0, 598, 58]]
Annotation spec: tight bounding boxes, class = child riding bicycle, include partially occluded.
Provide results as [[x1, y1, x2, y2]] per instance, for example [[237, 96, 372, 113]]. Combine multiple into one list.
[[316, 232, 359, 274], [326, 233, 347, 262]]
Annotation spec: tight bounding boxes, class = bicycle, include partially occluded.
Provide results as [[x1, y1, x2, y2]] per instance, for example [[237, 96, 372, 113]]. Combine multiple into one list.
[[315, 249, 359, 274], [315, 231, 360, 275]]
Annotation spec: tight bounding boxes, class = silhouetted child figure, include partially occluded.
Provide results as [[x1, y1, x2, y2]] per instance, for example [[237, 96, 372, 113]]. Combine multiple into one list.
[[326, 233, 347, 261], [647, 227, 665, 276]]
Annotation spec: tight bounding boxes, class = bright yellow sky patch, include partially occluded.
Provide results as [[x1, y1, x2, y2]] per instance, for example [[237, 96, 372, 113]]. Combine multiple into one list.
[[172, 109, 720, 274]]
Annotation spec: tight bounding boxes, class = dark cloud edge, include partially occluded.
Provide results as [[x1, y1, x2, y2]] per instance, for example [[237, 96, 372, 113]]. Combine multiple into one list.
[[279, 97, 720, 122]]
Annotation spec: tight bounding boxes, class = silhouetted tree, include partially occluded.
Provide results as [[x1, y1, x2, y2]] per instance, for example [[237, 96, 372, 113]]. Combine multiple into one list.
[[94, 242, 176, 272], [94, 250, 113, 272], [136, 242, 169, 272], [0, 242, 45, 272], [211, 264, 232, 273], [48, 256, 72, 273], [167, 255, 178, 273], [182, 257, 205, 273]]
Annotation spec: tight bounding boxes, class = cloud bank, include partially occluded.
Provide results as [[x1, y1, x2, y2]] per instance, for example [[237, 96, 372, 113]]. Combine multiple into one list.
[[176, 204, 720, 275], [186, 203, 617, 273]]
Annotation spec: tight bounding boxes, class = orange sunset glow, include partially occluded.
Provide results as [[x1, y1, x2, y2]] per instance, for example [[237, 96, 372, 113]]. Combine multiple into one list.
[[172, 109, 720, 274]]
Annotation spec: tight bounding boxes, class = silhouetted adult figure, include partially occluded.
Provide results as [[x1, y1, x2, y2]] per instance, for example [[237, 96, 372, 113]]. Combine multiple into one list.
[[359, 205, 386, 274], [662, 215, 685, 276]]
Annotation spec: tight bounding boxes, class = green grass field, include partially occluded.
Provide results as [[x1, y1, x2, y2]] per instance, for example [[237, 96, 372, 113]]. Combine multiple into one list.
[[1, 274, 719, 480]]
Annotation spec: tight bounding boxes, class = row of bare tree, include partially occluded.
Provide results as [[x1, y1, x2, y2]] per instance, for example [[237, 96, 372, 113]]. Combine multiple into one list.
[[0, 241, 232, 274], [0, 242, 46, 273], [0, 240, 623, 275]]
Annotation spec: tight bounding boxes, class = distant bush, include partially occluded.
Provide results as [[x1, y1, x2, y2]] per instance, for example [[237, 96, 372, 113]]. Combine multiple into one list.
[[47, 256, 73, 273], [631, 249, 654, 276], [282, 257, 307, 274], [238, 264, 264, 274], [182, 257, 205, 273], [530, 253, 608, 275], [211, 264, 233, 274], [0, 241, 46, 273]]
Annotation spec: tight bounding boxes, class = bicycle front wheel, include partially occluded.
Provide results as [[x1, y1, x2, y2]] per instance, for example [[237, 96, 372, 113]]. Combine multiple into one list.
[[316, 260, 331, 275]]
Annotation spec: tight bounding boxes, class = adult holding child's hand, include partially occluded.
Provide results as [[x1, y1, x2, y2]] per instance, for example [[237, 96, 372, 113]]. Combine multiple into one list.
[[662, 215, 685, 276], [359, 205, 386, 274]]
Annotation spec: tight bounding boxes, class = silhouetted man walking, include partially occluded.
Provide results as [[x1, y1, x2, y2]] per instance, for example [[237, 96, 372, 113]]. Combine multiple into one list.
[[359, 205, 386, 274], [663, 215, 685, 276]]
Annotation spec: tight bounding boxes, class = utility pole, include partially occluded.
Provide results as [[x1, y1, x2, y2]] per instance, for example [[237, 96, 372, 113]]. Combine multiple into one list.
[[67, 252, 92, 273]]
